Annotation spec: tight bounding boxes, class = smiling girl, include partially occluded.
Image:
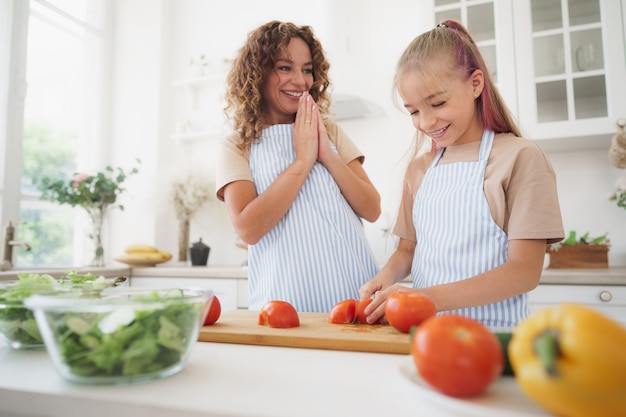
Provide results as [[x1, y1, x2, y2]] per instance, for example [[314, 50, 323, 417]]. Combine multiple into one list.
[[360, 20, 564, 328], [217, 21, 380, 312]]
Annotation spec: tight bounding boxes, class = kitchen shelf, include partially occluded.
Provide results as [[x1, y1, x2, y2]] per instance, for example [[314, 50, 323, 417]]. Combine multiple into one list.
[[171, 129, 223, 143], [172, 73, 226, 88], [171, 72, 228, 144]]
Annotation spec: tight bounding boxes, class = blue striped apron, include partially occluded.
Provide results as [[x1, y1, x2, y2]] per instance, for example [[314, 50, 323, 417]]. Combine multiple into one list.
[[248, 124, 379, 312], [411, 130, 528, 327]]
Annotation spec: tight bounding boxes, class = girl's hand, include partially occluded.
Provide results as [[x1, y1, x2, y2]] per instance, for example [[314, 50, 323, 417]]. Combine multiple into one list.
[[293, 92, 318, 168], [363, 284, 413, 324]]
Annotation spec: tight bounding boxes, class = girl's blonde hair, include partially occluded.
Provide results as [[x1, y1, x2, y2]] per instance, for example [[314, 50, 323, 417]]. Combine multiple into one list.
[[394, 19, 521, 139], [225, 21, 332, 151]]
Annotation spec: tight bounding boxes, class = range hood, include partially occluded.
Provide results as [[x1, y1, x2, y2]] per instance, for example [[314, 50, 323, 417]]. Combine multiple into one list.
[[330, 94, 385, 120]]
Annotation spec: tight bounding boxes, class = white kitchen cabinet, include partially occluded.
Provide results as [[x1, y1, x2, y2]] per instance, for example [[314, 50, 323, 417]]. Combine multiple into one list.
[[130, 276, 241, 312], [431, 0, 626, 148], [528, 284, 626, 325], [512, 0, 626, 145], [171, 73, 228, 143], [432, 0, 518, 117]]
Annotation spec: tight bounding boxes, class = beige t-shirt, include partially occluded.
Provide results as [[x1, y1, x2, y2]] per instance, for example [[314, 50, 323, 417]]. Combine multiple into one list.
[[393, 133, 564, 244], [215, 120, 364, 201]]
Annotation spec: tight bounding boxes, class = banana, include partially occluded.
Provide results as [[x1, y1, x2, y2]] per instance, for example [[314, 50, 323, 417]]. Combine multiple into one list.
[[157, 249, 172, 261], [125, 244, 159, 254], [118, 252, 164, 262], [121, 244, 172, 262]]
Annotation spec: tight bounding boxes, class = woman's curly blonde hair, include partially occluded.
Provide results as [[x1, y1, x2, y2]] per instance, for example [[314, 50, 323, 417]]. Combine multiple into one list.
[[224, 21, 332, 151]]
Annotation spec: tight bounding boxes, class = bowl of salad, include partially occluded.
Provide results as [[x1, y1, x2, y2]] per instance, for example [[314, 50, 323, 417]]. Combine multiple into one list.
[[24, 287, 212, 385], [0, 274, 61, 349], [0, 272, 128, 349]]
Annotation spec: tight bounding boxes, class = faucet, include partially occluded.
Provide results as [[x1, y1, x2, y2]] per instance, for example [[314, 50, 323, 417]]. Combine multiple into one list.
[[1, 221, 31, 271]]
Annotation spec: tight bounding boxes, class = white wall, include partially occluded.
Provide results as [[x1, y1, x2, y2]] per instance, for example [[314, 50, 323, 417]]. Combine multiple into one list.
[[108, 0, 626, 268]]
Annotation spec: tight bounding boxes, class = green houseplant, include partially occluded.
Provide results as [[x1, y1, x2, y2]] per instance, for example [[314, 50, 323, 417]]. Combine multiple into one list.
[[546, 231, 610, 269], [34, 160, 140, 266]]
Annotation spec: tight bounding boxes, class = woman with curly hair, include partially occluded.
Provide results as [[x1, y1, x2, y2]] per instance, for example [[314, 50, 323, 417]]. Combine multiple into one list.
[[216, 21, 380, 312]]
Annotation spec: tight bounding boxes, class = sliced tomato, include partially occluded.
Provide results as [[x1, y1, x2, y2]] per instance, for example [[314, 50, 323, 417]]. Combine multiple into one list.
[[258, 300, 300, 328], [384, 292, 436, 333], [203, 295, 221, 326], [328, 299, 356, 324], [411, 314, 503, 397], [355, 298, 374, 324]]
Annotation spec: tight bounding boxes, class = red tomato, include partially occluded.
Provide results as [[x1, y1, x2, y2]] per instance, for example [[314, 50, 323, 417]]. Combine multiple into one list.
[[355, 298, 373, 324], [384, 292, 436, 333], [328, 299, 356, 324], [258, 300, 300, 328], [203, 295, 221, 326], [411, 314, 503, 397]]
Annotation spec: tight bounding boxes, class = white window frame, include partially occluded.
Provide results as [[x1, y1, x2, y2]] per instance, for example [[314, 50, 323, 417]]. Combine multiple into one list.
[[1, 0, 112, 267]]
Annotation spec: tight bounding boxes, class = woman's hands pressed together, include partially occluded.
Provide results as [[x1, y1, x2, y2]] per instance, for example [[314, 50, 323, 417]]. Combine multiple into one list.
[[293, 92, 319, 169]]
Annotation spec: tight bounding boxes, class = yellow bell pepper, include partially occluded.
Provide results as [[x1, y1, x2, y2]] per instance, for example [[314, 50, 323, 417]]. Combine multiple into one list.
[[509, 304, 626, 417]]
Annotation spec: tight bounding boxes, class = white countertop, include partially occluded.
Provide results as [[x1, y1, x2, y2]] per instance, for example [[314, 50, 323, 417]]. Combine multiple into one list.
[[539, 268, 626, 285], [0, 340, 549, 417], [3, 264, 626, 285], [130, 264, 626, 286], [130, 264, 249, 279], [0, 266, 132, 280]]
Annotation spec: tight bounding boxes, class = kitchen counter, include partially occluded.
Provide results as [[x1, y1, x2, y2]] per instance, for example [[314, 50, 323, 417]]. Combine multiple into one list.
[[129, 264, 626, 286], [0, 266, 132, 281], [539, 268, 626, 285], [130, 264, 249, 279], [0, 341, 548, 417], [3, 264, 626, 286]]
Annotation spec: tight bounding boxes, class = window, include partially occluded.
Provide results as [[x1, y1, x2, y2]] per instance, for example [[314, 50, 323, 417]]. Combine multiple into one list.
[[1, 0, 109, 268]]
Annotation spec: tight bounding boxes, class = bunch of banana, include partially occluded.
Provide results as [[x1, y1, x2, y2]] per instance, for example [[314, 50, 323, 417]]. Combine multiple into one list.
[[117, 244, 172, 263]]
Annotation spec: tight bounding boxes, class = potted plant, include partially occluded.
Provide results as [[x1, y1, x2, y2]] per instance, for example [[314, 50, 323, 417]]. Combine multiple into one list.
[[546, 231, 610, 269], [34, 160, 140, 267]]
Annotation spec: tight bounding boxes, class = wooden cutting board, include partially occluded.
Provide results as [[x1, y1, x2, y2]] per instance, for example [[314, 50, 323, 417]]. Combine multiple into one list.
[[197, 310, 411, 354]]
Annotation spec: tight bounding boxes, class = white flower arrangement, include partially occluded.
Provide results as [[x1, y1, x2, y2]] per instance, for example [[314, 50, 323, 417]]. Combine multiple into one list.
[[170, 169, 214, 221]]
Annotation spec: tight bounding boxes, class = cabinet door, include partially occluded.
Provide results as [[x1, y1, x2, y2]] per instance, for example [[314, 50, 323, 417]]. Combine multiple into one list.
[[513, 0, 626, 144], [432, 0, 518, 117], [528, 284, 626, 325]]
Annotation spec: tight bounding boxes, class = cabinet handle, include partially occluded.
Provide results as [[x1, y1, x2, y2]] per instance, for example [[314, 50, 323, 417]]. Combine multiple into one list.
[[599, 290, 613, 302]]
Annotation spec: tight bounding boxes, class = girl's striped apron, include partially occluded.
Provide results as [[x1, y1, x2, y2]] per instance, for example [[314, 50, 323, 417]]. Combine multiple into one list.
[[248, 124, 379, 312], [411, 130, 528, 327]]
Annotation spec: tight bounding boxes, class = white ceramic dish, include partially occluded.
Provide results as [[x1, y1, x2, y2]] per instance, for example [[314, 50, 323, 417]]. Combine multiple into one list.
[[398, 358, 550, 417]]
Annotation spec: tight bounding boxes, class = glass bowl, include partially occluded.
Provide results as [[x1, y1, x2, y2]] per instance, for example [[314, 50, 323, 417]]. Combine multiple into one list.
[[0, 280, 62, 349], [0, 274, 130, 349], [25, 287, 212, 385]]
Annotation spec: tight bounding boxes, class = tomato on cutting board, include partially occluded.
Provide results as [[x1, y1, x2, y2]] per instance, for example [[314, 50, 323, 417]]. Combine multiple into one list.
[[328, 299, 356, 324], [258, 300, 300, 328], [411, 314, 503, 397], [384, 292, 436, 333], [355, 298, 374, 324], [203, 295, 221, 326]]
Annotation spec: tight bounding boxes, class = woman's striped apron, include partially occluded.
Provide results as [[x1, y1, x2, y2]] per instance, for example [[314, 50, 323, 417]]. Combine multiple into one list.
[[411, 130, 528, 327], [248, 124, 379, 312]]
